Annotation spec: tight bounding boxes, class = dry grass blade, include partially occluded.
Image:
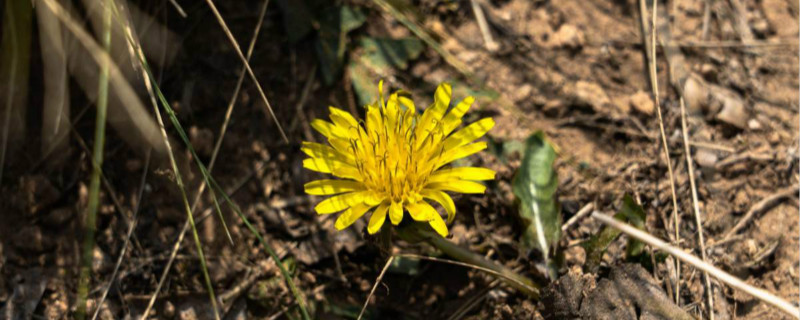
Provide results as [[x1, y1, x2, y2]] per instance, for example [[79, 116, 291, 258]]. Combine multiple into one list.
[[679, 96, 715, 319], [638, 0, 682, 303], [144, 0, 271, 315], [202, 0, 288, 143], [117, 5, 309, 316], [592, 212, 800, 318], [357, 256, 394, 320]]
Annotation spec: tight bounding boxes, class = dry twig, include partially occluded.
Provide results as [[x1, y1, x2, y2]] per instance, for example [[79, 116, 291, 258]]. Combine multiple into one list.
[[722, 184, 799, 240], [679, 97, 715, 319], [592, 212, 800, 319], [638, 0, 682, 303]]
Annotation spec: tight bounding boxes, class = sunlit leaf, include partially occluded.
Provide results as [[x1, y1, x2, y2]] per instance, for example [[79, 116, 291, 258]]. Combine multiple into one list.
[[512, 131, 561, 279]]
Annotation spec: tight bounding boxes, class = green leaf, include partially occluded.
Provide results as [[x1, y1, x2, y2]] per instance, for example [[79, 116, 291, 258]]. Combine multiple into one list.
[[348, 37, 424, 105], [620, 195, 647, 257], [582, 213, 623, 273], [512, 131, 561, 279], [582, 195, 648, 273], [315, 5, 367, 84]]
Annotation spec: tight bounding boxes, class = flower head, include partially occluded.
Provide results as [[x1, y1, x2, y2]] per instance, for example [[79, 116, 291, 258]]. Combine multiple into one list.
[[303, 82, 495, 237]]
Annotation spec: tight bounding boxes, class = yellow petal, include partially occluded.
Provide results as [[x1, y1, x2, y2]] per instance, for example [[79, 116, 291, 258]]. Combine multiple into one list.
[[429, 167, 496, 183], [441, 96, 474, 136], [406, 201, 439, 222], [442, 118, 495, 151], [368, 201, 390, 234], [329, 106, 360, 131], [303, 158, 361, 179], [334, 202, 374, 230], [301, 141, 354, 163], [421, 190, 456, 223], [328, 137, 354, 155], [415, 83, 452, 147], [425, 180, 487, 194], [389, 201, 403, 225], [311, 119, 348, 140], [304, 179, 362, 195], [428, 211, 449, 237], [435, 142, 488, 170], [378, 80, 386, 109], [365, 105, 383, 141], [314, 191, 372, 214]]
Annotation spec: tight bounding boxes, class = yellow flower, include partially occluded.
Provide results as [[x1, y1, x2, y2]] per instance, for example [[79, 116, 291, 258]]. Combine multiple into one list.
[[303, 81, 495, 237]]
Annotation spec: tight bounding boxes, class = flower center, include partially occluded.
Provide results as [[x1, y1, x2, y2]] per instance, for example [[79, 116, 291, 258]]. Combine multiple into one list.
[[348, 106, 446, 204]]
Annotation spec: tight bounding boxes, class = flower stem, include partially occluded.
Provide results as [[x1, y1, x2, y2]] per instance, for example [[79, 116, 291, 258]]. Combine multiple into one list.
[[398, 223, 540, 298]]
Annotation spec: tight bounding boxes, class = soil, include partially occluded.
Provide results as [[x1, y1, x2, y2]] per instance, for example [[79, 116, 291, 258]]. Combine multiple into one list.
[[0, 0, 797, 319]]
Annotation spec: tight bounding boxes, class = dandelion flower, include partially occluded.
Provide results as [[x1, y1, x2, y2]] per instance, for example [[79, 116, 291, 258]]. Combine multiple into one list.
[[303, 81, 495, 237]]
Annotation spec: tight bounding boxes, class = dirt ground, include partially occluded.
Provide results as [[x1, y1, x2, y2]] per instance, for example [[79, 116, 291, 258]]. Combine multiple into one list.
[[0, 0, 798, 319]]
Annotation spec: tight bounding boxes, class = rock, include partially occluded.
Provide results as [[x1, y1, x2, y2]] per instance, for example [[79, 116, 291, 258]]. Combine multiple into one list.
[[178, 306, 198, 320], [611, 95, 631, 114], [628, 90, 654, 115], [542, 99, 565, 117], [513, 84, 534, 102], [162, 301, 176, 319], [550, 24, 584, 49], [567, 81, 610, 112], [43, 207, 73, 226], [696, 149, 718, 168], [747, 119, 762, 130], [682, 75, 709, 116], [714, 93, 748, 129], [92, 247, 111, 273], [700, 63, 717, 80], [13, 226, 54, 253]]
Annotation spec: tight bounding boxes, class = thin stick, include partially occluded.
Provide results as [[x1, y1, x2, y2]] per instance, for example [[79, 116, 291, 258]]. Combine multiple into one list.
[[91, 150, 151, 320], [689, 141, 735, 153], [640, 0, 682, 303], [723, 184, 799, 240], [592, 212, 800, 318], [679, 96, 715, 319], [202, 0, 288, 143], [168, 0, 187, 18], [561, 203, 594, 233], [470, 0, 498, 51], [357, 256, 394, 320]]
